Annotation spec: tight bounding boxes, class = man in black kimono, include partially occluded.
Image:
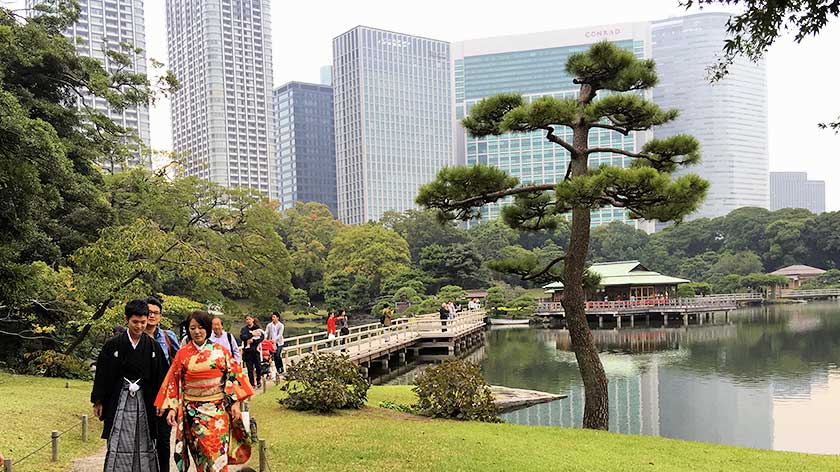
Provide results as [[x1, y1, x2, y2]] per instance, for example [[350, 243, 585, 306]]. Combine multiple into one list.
[[91, 299, 168, 472]]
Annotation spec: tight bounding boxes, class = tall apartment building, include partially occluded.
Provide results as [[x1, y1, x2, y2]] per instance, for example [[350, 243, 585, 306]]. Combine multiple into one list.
[[770, 172, 826, 213], [319, 65, 333, 86], [273, 82, 337, 215], [29, 0, 151, 168], [333, 26, 453, 224], [453, 23, 654, 229], [652, 13, 769, 219], [166, 0, 276, 199]]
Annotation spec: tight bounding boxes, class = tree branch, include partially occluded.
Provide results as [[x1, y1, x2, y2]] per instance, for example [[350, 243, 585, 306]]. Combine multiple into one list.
[[522, 255, 566, 281], [586, 147, 644, 158], [543, 126, 576, 154], [447, 183, 557, 209], [590, 122, 631, 136]]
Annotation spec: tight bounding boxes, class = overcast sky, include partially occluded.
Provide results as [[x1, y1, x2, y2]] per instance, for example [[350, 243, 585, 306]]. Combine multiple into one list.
[[16, 0, 840, 210]]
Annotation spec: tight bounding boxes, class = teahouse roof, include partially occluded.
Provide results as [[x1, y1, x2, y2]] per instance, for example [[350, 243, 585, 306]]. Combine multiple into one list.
[[769, 265, 826, 277], [543, 260, 689, 290]]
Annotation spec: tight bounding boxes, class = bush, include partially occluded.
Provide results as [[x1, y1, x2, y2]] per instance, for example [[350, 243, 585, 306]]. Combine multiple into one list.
[[279, 353, 369, 413], [24, 350, 92, 380], [413, 360, 500, 423]]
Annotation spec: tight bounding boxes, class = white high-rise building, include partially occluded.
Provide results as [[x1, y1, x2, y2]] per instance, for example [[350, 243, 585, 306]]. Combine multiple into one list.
[[28, 0, 151, 168], [652, 13, 769, 219], [770, 172, 826, 213], [166, 0, 276, 199], [333, 26, 453, 224]]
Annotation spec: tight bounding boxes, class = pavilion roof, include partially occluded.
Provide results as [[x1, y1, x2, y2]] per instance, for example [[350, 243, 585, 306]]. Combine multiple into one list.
[[543, 260, 689, 290]]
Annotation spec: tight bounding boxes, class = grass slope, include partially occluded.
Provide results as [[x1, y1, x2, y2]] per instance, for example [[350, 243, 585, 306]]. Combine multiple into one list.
[[0, 373, 104, 472], [246, 385, 840, 472]]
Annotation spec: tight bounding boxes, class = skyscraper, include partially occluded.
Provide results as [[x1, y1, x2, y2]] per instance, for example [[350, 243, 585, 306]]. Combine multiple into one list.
[[652, 13, 769, 219], [452, 23, 655, 230], [28, 0, 151, 168], [770, 172, 826, 213], [273, 81, 337, 215], [166, 0, 276, 199], [319, 65, 333, 86], [333, 26, 453, 224]]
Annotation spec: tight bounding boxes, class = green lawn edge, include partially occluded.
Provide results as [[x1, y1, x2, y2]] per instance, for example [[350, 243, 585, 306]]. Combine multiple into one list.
[[2, 374, 838, 472]]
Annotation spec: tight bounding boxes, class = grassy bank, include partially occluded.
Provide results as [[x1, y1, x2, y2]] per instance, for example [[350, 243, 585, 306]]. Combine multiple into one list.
[[3, 373, 839, 471], [245, 385, 840, 472], [0, 373, 104, 472]]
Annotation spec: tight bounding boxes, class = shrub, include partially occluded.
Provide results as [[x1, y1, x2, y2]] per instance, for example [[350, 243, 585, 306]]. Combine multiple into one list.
[[24, 350, 92, 380], [279, 353, 369, 413], [413, 360, 500, 423]]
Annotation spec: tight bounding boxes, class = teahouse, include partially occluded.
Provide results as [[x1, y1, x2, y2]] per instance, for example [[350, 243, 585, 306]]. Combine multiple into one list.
[[543, 261, 689, 302], [769, 264, 826, 290]]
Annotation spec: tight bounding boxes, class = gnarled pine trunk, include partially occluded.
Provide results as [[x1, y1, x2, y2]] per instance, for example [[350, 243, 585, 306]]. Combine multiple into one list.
[[561, 97, 609, 430]]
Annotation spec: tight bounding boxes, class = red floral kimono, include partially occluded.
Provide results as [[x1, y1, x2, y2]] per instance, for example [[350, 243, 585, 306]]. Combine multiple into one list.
[[155, 341, 254, 472]]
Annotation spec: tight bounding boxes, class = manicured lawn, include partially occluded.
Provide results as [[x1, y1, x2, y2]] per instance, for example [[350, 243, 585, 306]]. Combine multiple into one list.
[[0, 373, 104, 472], [3, 373, 840, 471], [244, 385, 840, 472]]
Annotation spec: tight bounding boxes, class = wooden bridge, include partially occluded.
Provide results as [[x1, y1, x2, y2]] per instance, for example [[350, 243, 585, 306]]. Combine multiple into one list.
[[536, 293, 763, 328], [779, 288, 840, 300], [280, 310, 488, 373]]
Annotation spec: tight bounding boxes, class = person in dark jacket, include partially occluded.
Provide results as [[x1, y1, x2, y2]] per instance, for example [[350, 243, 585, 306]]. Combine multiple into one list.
[[240, 315, 265, 388], [91, 299, 168, 472]]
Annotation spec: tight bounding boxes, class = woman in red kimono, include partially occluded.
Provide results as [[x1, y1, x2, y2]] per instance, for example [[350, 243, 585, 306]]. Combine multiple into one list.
[[155, 311, 254, 472]]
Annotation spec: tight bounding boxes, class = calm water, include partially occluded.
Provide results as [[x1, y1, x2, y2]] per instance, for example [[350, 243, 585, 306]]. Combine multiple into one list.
[[388, 301, 840, 454]]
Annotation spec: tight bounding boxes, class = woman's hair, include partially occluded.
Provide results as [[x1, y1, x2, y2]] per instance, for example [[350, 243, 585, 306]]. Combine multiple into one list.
[[185, 310, 212, 340]]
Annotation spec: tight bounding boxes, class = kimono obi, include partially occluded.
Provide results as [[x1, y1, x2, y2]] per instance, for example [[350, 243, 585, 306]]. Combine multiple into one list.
[[181, 347, 227, 402]]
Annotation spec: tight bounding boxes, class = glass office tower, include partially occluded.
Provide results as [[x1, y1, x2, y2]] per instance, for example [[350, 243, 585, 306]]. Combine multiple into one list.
[[652, 13, 769, 219], [273, 82, 337, 215], [167, 0, 276, 199], [770, 172, 826, 213], [333, 26, 453, 224]]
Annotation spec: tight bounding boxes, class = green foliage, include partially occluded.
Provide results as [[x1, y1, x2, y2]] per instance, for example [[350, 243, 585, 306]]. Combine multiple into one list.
[[380, 268, 432, 296], [460, 93, 524, 137], [378, 400, 419, 414], [415, 165, 520, 221], [709, 251, 764, 276], [381, 209, 469, 264], [677, 282, 712, 298], [24, 350, 92, 380], [288, 288, 310, 308], [801, 269, 840, 289], [419, 243, 489, 291], [278, 202, 343, 297], [326, 224, 411, 287], [157, 294, 203, 329], [436, 285, 467, 305], [279, 353, 369, 413], [413, 360, 500, 423], [323, 272, 374, 311]]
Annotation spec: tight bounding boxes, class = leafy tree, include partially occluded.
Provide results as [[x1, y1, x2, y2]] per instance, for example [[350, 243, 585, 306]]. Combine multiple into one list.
[[677, 282, 712, 297], [436, 285, 467, 306], [802, 211, 840, 269], [801, 269, 840, 289], [417, 42, 708, 429], [588, 222, 650, 263], [467, 219, 519, 261], [277, 202, 343, 298], [323, 273, 374, 312], [288, 288, 310, 309], [709, 251, 764, 276], [676, 251, 721, 281], [419, 243, 490, 291], [325, 224, 411, 293], [683, 0, 839, 130], [764, 218, 813, 270], [381, 209, 468, 264], [718, 207, 771, 255], [380, 268, 432, 296]]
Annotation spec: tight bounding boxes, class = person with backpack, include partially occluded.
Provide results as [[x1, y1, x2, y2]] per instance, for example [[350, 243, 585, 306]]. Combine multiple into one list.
[[209, 316, 241, 363], [144, 296, 179, 472]]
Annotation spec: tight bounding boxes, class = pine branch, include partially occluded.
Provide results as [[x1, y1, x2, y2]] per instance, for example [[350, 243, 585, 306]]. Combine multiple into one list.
[[543, 126, 575, 154], [522, 255, 566, 281], [586, 147, 644, 158], [447, 183, 556, 209], [590, 123, 630, 135]]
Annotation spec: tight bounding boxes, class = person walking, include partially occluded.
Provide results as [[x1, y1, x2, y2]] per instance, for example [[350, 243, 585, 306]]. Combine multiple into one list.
[[144, 297, 179, 472], [381, 304, 393, 342], [91, 299, 168, 472], [239, 315, 264, 388], [439, 302, 449, 333], [209, 317, 241, 364], [156, 311, 254, 472], [326, 311, 338, 346], [265, 312, 285, 374], [336, 310, 350, 351]]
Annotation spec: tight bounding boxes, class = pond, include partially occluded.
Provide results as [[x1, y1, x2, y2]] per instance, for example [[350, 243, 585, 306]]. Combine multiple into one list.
[[387, 301, 840, 454]]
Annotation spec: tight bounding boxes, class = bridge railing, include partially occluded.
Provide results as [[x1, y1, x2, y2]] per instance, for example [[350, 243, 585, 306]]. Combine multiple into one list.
[[780, 288, 840, 298], [537, 295, 749, 314], [281, 310, 487, 362]]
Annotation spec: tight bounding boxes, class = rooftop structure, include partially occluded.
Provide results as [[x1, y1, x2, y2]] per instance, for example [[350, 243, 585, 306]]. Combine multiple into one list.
[[544, 261, 689, 301]]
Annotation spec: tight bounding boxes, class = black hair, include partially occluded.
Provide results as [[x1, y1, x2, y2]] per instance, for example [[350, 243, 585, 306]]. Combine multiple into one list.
[[125, 299, 150, 319], [383, 303, 390, 308], [185, 310, 212, 340], [271, 311, 280, 317], [146, 296, 162, 311]]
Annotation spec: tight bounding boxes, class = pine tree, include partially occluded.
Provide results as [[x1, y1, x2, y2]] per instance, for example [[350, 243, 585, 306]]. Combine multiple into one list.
[[416, 41, 708, 430]]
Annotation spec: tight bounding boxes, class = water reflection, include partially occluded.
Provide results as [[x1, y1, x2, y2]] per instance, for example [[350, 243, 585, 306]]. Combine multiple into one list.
[[390, 301, 840, 454]]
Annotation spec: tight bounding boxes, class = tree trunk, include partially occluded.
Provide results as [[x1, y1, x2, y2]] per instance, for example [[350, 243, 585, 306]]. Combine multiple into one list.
[[562, 95, 610, 430]]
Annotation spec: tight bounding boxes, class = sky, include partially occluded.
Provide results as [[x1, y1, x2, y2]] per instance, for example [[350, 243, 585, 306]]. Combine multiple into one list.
[[12, 0, 840, 210]]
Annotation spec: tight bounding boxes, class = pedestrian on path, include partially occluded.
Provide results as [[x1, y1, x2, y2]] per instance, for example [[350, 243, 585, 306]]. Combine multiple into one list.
[[144, 296, 179, 472], [381, 304, 393, 342], [91, 299, 168, 472], [239, 315, 264, 388], [265, 312, 285, 374], [209, 317, 241, 363], [326, 311, 338, 345], [439, 302, 449, 333], [156, 311, 254, 472]]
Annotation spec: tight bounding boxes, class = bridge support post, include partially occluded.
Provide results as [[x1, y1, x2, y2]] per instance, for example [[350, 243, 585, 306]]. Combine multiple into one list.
[[617, 316, 622, 329], [630, 315, 635, 328], [646, 314, 650, 326], [598, 316, 603, 328], [359, 365, 369, 378], [663, 314, 668, 327], [398, 352, 406, 364], [699, 313, 704, 326], [683, 314, 688, 327]]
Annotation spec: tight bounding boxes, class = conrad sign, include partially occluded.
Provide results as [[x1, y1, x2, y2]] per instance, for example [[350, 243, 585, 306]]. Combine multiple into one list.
[[585, 28, 623, 38]]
